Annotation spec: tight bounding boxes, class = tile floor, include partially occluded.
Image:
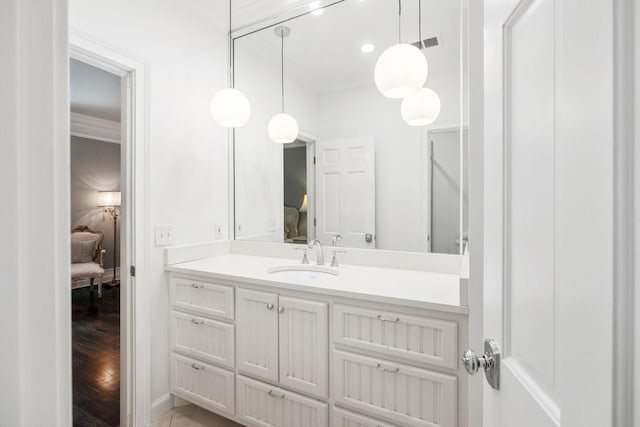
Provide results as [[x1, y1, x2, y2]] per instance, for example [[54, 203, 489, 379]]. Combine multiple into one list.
[[149, 405, 241, 427]]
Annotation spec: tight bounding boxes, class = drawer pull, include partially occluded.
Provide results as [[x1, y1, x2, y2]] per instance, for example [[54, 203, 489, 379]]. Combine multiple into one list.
[[191, 319, 205, 325], [191, 283, 204, 289], [376, 363, 399, 374], [377, 314, 400, 323], [268, 390, 286, 399], [191, 363, 205, 371], [266, 303, 275, 311]]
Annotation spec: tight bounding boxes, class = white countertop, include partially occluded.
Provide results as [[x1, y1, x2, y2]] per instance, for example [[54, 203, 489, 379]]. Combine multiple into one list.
[[166, 254, 468, 315]]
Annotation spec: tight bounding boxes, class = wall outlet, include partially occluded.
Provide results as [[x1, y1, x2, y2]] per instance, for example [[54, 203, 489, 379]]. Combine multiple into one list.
[[215, 222, 225, 240], [155, 224, 175, 246]]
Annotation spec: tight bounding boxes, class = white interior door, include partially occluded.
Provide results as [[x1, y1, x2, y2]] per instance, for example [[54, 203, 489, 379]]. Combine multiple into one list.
[[315, 137, 375, 248], [476, 0, 615, 426]]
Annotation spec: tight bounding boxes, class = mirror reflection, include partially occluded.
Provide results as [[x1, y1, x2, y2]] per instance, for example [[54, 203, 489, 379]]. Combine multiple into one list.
[[233, 0, 468, 254]]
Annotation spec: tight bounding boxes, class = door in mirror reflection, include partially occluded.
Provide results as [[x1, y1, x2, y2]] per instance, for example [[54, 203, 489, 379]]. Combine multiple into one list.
[[316, 137, 375, 249]]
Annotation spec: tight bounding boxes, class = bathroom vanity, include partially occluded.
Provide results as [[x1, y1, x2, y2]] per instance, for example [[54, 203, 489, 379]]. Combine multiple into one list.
[[165, 241, 468, 427]]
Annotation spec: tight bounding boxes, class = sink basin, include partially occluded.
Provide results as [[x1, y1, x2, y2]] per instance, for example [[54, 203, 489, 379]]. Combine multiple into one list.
[[267, 265, 340, 281]]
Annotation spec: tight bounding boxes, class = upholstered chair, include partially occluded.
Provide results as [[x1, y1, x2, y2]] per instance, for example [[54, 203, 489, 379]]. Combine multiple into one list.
[[71, 225, 106, 298]]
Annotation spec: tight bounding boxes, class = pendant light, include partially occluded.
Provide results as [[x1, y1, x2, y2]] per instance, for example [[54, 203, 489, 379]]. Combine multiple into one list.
[[374, 0, 428, 99], [268, 26, 299, 144], [401, 1, 441, 126], [210, 0, 251, 127]]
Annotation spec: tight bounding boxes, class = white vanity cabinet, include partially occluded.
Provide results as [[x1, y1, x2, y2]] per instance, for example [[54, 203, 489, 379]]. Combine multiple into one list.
[[167, 269, 467, 427], [236, 288, 329, 399]]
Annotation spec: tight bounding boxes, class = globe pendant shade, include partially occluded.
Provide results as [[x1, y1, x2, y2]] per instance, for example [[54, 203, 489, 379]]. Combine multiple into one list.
[[210, 88, 251, 127], [268, 113, 299, 143], [401, 87, 441, 126], [374, 43, 428, 99]]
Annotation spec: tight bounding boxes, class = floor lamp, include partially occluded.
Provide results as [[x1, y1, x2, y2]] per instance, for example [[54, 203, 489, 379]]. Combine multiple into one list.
[[97, 191, 121, 288]]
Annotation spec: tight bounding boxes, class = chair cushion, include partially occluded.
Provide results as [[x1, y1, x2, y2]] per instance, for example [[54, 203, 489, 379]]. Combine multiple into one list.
[[71, 240, 96, 263], [71, 263, 105, 280]]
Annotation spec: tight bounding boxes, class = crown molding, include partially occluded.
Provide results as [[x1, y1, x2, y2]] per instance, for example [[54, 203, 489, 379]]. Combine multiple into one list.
[[70, 111, 121, 144]]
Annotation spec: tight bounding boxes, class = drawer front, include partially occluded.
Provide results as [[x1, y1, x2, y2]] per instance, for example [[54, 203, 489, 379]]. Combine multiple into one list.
[[236, 375, 328, 427], [170, 311, 235, 368], [334, 304, 458, 369], [170, 276, 234, 320], [332, 350, 457, 427], [170, 354, 235, 417], [331, 406, 398, 427]]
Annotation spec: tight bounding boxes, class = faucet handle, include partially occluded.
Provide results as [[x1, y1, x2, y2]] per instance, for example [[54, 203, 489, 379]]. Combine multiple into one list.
[[330, 249, 347, 268], [294, 247, 309, 264]]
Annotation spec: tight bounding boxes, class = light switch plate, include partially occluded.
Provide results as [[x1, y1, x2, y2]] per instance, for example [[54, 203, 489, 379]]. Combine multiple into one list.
[[155, 224, 175, 246]]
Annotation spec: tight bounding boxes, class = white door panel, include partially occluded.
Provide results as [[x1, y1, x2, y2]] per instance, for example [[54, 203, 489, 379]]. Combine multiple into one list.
[[315, 137, 375, 248], [478, 0, 614, 425]]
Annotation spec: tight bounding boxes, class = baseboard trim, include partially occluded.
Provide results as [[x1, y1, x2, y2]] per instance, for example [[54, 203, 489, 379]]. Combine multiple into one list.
[[150, 393, 173, 423]]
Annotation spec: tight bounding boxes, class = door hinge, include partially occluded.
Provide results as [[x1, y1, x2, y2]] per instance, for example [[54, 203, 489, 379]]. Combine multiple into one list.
[[130, 265, 136, 277], [313, 156, 316, 165], [314, 218, 317, 226]]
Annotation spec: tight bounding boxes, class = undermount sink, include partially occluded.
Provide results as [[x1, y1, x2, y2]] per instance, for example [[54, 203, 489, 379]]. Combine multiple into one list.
[[267, 265, 340, 280]]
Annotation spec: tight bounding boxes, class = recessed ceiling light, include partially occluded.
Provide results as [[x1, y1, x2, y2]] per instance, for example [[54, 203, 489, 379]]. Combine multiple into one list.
[[309, 2, 324, 15], [360, 43, 375, 53]]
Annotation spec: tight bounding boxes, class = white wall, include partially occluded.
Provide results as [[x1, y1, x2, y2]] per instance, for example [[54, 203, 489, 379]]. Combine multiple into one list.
[[318, 68, 462, 252], [233, 41, 321, 241], [0, 0, 71, 425], [70, 0, 231, 416]]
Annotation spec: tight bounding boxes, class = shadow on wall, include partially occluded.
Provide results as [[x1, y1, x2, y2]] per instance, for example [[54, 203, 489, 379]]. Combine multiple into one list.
[[70, 136, 121, 270]]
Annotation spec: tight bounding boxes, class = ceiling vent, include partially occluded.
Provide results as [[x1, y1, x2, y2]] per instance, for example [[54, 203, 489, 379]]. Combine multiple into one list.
[[411, 36, 440, 50]]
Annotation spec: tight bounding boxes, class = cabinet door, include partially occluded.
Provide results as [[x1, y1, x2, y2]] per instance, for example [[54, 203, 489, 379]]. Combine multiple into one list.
[[278, 296, 328, 398], [236, 375, 328, 427], [170, 311, 235, 368], [333, 350, 457, 427], [236, 288, 279, 382], [170, 354, 235, 417]]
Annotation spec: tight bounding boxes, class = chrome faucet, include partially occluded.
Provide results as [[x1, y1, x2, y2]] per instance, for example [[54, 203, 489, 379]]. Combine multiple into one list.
[[331, 233, 345, 267], [308, 239, 324, 266]]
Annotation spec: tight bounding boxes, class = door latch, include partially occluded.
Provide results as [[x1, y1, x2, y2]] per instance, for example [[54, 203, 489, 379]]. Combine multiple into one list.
[[461, 338, 500, 390]]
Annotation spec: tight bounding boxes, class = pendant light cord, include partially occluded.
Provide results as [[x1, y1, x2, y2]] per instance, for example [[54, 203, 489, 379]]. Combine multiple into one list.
[[398, 0, 402, 43], [418, 0, 423, 49], [281, 33, 285, 113], [229, 0, 233, 88]]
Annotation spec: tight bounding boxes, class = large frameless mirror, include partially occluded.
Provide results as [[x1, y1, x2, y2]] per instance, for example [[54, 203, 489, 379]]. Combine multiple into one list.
[[232, 0, 468, 254]]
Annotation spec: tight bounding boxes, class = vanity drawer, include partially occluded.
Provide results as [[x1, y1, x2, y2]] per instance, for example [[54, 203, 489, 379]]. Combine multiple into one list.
[[331, 406, 399, 427], [170, 311, 235, 368], [170, 353, 235, 417], [334, 304, 458, 369], [332, 350, 457, 427], [170, 276, 234, 320], [236, 375, 328, 427]]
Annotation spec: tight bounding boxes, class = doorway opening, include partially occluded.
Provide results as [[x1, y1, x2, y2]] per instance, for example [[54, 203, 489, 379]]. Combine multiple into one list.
[[70, 58, 124, 427], [283, 138, 315, 245]]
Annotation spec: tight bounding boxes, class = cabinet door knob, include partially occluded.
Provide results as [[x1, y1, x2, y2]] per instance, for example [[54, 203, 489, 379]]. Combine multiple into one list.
[[278, 306, 285, 314], [266, 303, 275, 310]]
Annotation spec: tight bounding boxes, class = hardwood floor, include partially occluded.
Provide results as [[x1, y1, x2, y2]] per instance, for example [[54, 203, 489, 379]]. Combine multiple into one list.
[[72, 285, 120, 427]]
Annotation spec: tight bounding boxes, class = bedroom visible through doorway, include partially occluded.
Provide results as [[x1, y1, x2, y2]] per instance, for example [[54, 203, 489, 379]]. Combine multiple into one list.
[[70, 58, 123, 427]]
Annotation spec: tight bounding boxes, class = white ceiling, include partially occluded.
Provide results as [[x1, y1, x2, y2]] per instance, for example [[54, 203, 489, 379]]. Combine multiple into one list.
[[233, 0, 464, 93], [70, 59, 121, 122]]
